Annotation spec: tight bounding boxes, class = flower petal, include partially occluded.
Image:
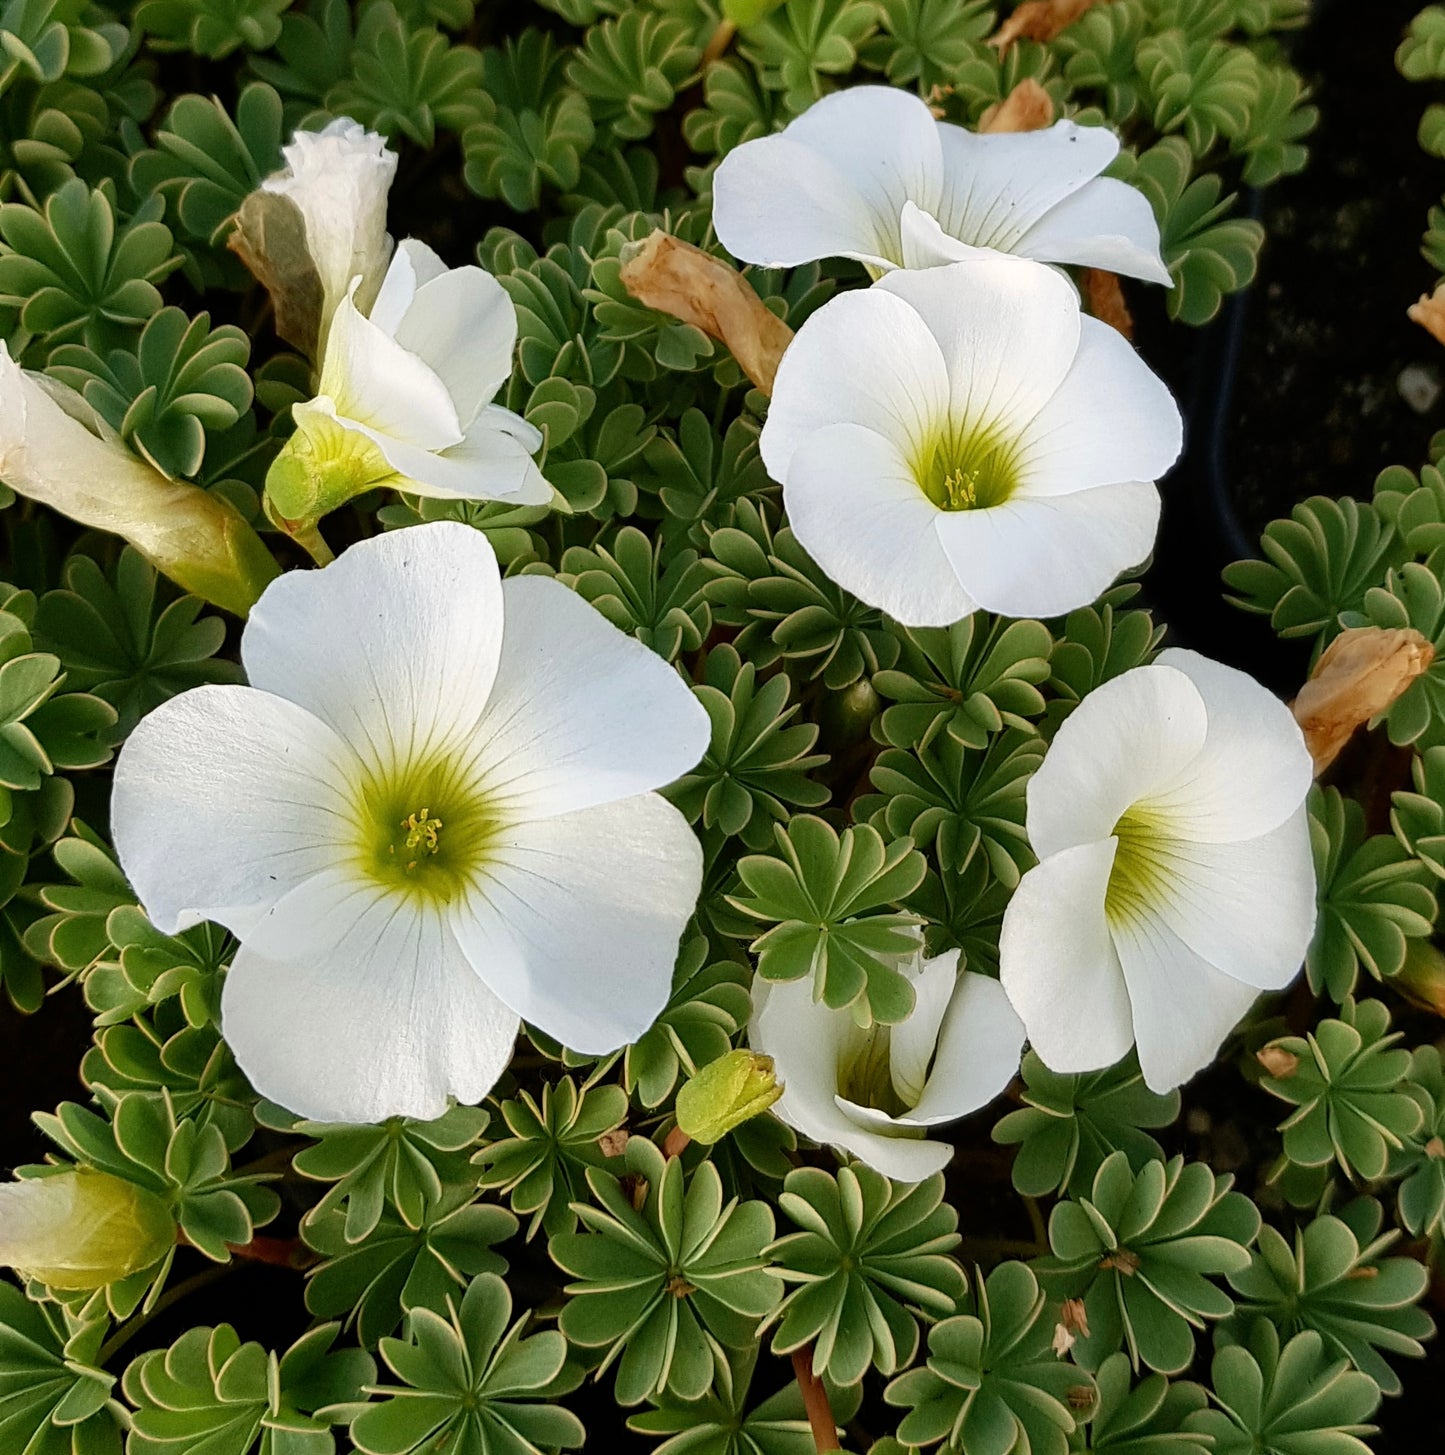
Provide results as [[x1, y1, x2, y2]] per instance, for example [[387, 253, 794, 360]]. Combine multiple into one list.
[[762, 286, 949, 483], [241, 522, 505, 763], [223, 873, 519, 1122], [875, 260, 1082, 438], [1149, 807, 1315, 991], [905, 971, 1025, 1125], [112, 685, 355, 937], [1149, 648, 1316, 842], [392, 263, 517, 426], [368, 238, 448, 335], [1110, 909, 1263, 1093], [451, 794, 703, 1054], [889, 950, 961, 1106], [713, 134, 897, 270], [933, 119, 1119, 253], [999, 839, 1136, 1075], [782, 422, 976, 628], [899, 200, 1000, 268], [1013, 317, 1182, 496], [1025, 664, 1208, 858], [469, 575, 709, 819], [1016, 177, 1172, 285], [935, 480, 1160, 620]]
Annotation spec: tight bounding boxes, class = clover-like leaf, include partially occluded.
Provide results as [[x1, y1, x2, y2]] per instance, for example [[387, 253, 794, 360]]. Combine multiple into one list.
[[992, 1050, 1181, 1201], [1036, 1151, 1260, 1375], [1080, 1351, 1209, 1454], [350, 1274, 583, 1455], [737, 0, 883, 112], [1353, 555, 1445, 748], [132, 0, 292, 59], [1393, 1044, 1445, 1240], [566, 8, 700, 141], [551, 1136, 782, 1406], [767, 1164, 965, 1386], [728, 814, 928, 1024]]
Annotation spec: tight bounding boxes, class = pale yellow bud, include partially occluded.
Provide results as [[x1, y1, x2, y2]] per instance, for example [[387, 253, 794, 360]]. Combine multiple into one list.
[[0, 1168, 176, 1290], [675, 1049, 782, 1144]]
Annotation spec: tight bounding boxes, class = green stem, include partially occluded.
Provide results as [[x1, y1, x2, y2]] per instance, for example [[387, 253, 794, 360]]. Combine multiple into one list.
[[97, 1264, 230, 1366]]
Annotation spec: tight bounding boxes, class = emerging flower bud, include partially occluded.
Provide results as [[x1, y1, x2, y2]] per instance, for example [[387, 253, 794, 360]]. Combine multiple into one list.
[[674, 1049, 782, 1144], [0, 1168, 176, 1290], [0, 345, 280, 616]]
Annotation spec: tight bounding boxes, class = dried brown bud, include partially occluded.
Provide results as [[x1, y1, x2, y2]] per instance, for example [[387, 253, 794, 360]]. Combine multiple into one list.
[[1256, 1044, 1301, 1080], [1426, 1136, 1445, 1161], [1291, 626, 1435, 774], [1060, 1296, 1091, 1336], [1083, 268, 1134, 340], [597, 1129, 630, 1159], [1051, 1322, 1076, 1357], [1410, 284, 1445, 348], [988, 0, 1113, 53], [1099, 1248, 1140, 1275], [979, 78, 1055, 134], [618, 231, 795, 395], [228, 189, 324, 358]]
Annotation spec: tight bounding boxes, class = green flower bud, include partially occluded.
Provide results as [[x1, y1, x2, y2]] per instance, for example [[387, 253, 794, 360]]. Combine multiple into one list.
[[0, 1169, 176, 1290], [675, 1049, 782, 1144]]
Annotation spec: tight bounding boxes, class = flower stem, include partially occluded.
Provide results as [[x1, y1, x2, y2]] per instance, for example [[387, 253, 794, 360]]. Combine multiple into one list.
[[791, 1345, 841, 1453], [97, 1264, 230, 1366], [702, 18, 736, 65], [177, 1229, 313, 1268], [288, 520, 335, 566]]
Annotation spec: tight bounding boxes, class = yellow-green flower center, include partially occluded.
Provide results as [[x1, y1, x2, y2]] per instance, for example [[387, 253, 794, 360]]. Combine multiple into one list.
[[914, 423, 1020, 513], [837, 1028, 911, 1119], [1105, 805, 1177, 927], [352, 755, 498, 901]]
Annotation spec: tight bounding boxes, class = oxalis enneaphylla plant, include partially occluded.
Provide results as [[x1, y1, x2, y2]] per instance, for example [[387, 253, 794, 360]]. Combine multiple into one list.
[[0, 1, 1441, 1453]]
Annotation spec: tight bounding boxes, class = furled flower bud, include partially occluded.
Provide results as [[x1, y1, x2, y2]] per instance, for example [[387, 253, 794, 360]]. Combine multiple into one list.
[[0, 1169, 176, 1290], [0, 345, 280, 616], [674, 1049, 782, 1144]]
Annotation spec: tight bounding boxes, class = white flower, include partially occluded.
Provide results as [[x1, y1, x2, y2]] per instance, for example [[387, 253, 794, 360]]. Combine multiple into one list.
[[0, 343, 278, 615], [267, 239, 550, 525], [0, 1169, 175, 1290], [749, 948, 1025, 1182], [714, 86, 1170, 283], [263, 117, 397, 338], [112, 523, 710, 1124], [760, 258, 1182, 626], [999, 649, 1317, 1093]]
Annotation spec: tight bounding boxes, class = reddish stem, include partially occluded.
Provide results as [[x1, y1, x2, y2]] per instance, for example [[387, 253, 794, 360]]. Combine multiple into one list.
[[791, 1345, 841, 1453], [178, 1230, 310, 1269]]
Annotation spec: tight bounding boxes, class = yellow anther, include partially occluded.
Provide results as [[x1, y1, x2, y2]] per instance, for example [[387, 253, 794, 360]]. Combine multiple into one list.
[[399, 809, 443, 861], [940, 467, 978, 511]]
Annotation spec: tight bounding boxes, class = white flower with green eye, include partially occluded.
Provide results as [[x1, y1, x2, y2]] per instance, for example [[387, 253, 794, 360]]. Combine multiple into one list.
[[265, 239, 550, 530], [263, 117, 397, 341], [760, 257, 1182, 627], [111, 523, 710, 1124], [749, 947, 1025, 1182], [713, 85, 1170, 284], [999, 649, 1317, 1094]]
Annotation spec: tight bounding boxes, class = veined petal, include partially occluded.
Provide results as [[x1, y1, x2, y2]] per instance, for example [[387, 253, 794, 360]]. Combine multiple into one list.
[[1148, 649, 1316, 842], [904, 971, 1025, 1126], [223, 873, 519, 1122], [346, 404, 549, 505], [999, 840, 1136, 1075], [933, 119, 1119, 253], [889, 950, 961, 1107], [319, 288, 463, 451], [876, 260, 1082, 439], [1013, 317, 1182, 496], [713, 133, 897, 270], [935, 480, 1160, 620], [825, 1102, 954, 1182], [1025, 664, 1208, 858], [1110, 909, 1263, 1093], [368, 238, 449, 335], [1015, 176, 1172, 285], [469, 576, 709, 820], [760, 287, 949, 484], [782, 422, 977, 629], [899, 201, 1001, 269], [112, 685, 356, 937], [392, 262, 517, 426], [242, 522, 505, 766], [1149, 807, 1315, 992], [451, 794, 702, 1054]]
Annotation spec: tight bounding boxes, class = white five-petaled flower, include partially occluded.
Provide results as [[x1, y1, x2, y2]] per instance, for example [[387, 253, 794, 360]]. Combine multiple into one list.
[[749, 947, 1026, 1182], [999, 649, 1317, 1094], [112, 523, 710, 1124], [263, 117, 397, 341], [760, 258, 1182, 627], [267, 239, 550, 524], [714, 86, 1170, 284]]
